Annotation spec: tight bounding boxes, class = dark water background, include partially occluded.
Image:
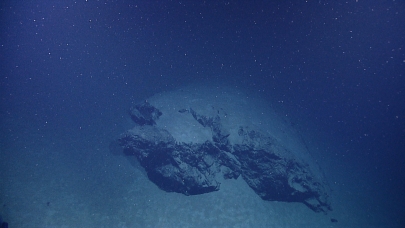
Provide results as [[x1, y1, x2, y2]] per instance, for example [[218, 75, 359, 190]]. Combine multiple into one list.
[[1, 0, 404, 226]]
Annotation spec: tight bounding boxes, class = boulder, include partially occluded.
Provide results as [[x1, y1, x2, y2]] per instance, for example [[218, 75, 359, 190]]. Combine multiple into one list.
[[233, 126, 331, 212]]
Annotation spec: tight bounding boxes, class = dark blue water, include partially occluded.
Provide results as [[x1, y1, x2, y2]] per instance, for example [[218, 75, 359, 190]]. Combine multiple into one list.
[[1, 0, 404, 227]]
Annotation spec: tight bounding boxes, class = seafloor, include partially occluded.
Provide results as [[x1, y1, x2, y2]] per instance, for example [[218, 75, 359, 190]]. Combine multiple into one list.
[[0, 85, 400, 227]]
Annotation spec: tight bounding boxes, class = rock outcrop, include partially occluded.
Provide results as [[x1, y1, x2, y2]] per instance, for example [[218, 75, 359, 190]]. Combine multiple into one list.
[[117, 99, 331, 213]]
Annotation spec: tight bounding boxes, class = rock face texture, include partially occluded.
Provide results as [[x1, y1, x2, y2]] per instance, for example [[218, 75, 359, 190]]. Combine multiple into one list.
[[117, 87, 332, 213]]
